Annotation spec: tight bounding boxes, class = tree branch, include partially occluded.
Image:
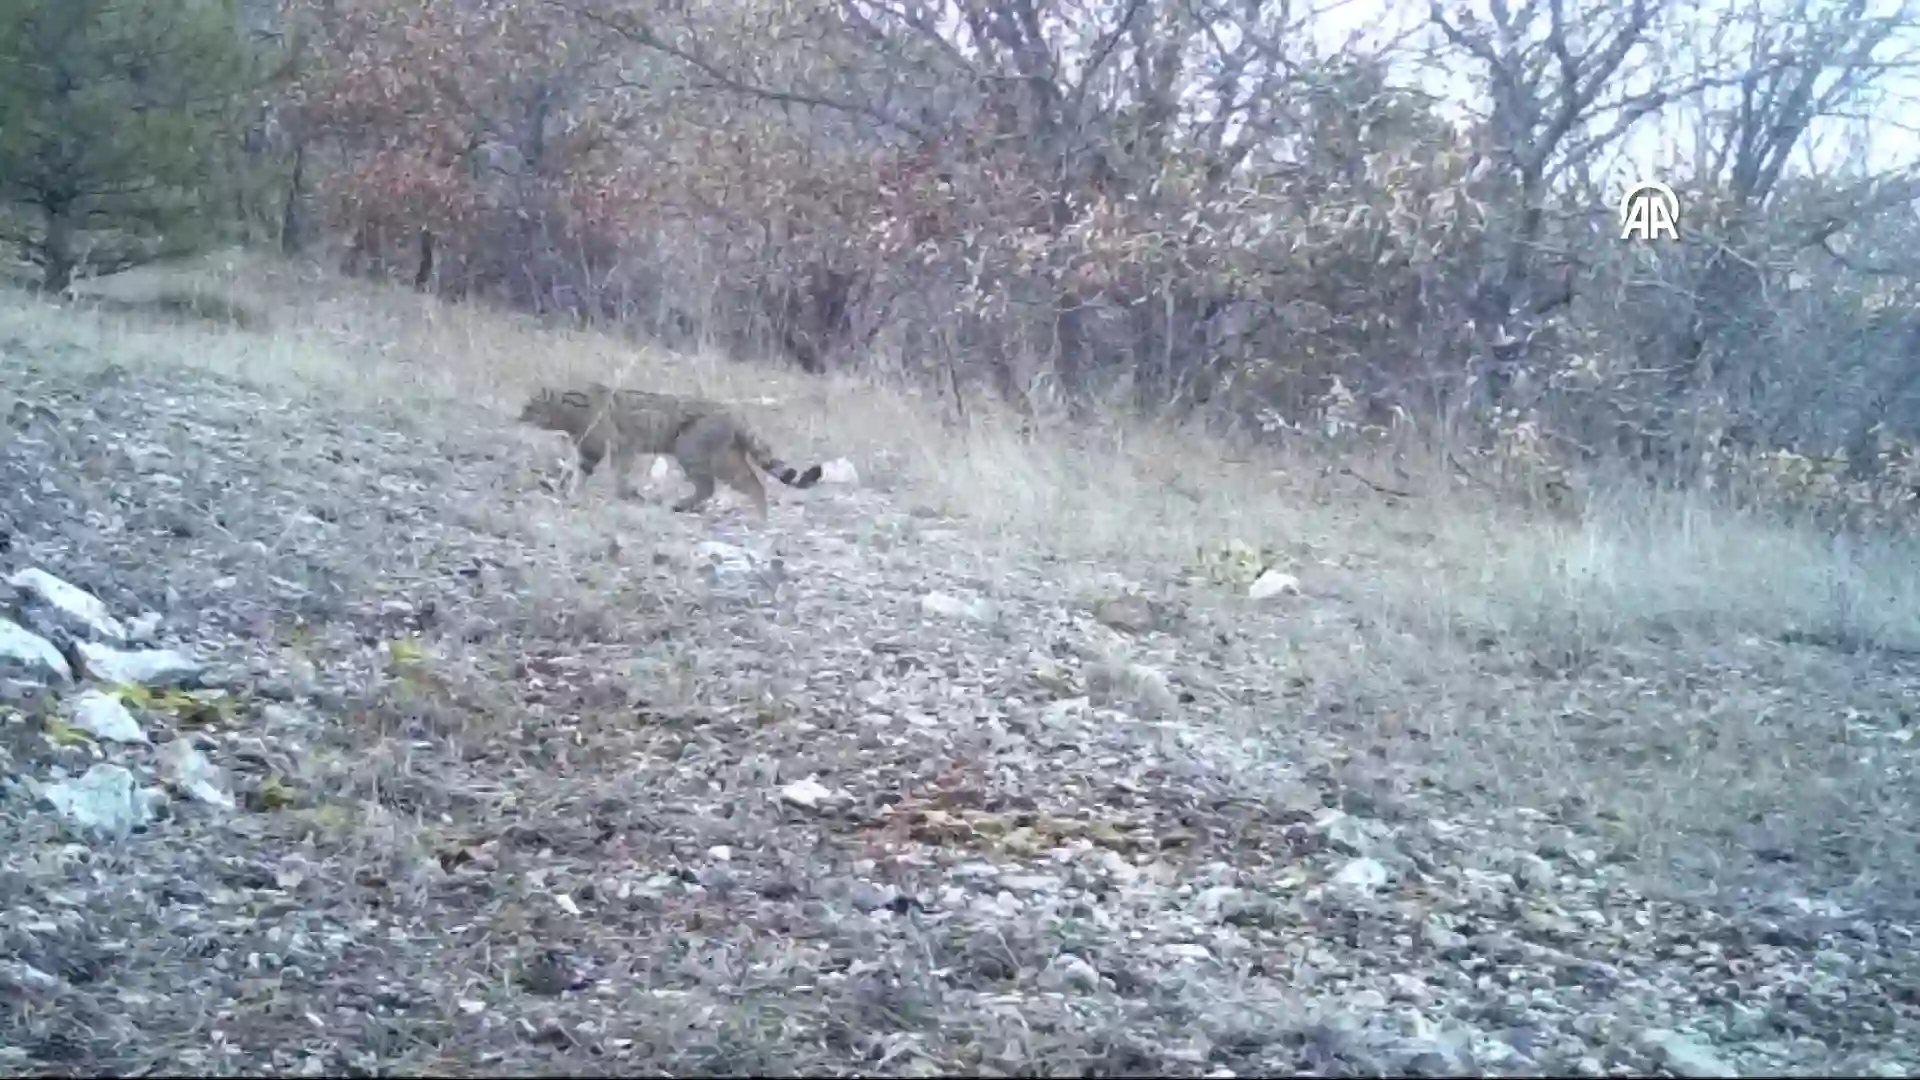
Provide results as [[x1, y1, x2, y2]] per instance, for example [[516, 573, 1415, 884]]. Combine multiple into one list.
[[557, 0, 934, 140]]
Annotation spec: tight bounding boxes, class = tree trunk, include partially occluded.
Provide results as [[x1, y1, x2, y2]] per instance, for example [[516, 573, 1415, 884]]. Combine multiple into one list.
[[414, 227, 435, 290], [40, 203, 78, 294], [280, 142, 307, 255]]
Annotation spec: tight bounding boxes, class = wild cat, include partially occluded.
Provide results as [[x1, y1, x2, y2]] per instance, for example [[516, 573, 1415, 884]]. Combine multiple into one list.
[[518, 383, 823, 518]]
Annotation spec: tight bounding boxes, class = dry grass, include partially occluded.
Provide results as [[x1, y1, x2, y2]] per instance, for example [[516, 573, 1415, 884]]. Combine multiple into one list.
[[16, 247, 1920, 909], [71, 250, 1920, 651], [38, 252, 1365, 553]]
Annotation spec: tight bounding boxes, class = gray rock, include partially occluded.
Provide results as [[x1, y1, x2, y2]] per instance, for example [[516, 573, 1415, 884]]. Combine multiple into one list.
[[1512, 852, 1557, 892], [921, 591, 995, 623], [0, 617, 70, 685], [1038, 953, 1102, 992], [69, 688, 147, 744], [8, 567, 126, 643], [818, 457, 860, 485], [40, 763, 165, 839], [73, 641, 202, 686], [1332, 856, 1390, 893], [157, 739, 234, 810], [1318, 809, 1386, 856]]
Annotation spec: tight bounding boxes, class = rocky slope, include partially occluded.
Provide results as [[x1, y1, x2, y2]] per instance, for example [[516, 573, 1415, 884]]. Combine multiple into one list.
[[1, 347, 1917, 1076]]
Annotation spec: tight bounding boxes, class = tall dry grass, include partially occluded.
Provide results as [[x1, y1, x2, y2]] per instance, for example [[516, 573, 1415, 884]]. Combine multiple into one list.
[[11, 248, 1917, 653]]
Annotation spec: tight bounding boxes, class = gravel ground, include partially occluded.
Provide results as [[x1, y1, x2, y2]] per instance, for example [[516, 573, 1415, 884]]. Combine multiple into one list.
[[2, 340, 1918, 1077]]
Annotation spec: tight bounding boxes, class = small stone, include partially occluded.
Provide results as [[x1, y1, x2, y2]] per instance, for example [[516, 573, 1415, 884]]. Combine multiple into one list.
[[1038, 954, 1102, 992], [1638, 1029, 1738, 1079], [1389, 972, 1431, 1002], [1195, 884, 1244, 920], [921, 592, 994, 623], [69, 689, 147, 744], [73, 642, 202, 687], [261, 704, 316, 729], [1091, 594, 1159, 634], [124, 612, 164, 644], [1248, 569, 1300, 600], [40, 763, 164, 839], [1333, 856, 1390, 893], [158, 739, 235, 810], [779, 777, 840, 811], [1513, 852, 1556, 891], [1346, 988, 1387, 1010], [0, 959, 64, 996], [818, 458, 860, 485], [0, 618, 71, 685], [8, 568, 125, 643], [1317, 809, 1383, 855]]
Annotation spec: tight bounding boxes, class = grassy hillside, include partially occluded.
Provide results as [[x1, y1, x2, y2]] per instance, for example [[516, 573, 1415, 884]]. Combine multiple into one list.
[[2, 250, 1916, 1074], [32, 249, 1920, 891]]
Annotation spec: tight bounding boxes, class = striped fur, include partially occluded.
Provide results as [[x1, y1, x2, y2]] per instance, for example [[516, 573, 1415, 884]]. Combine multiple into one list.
[[518, 383, 822, 518]]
